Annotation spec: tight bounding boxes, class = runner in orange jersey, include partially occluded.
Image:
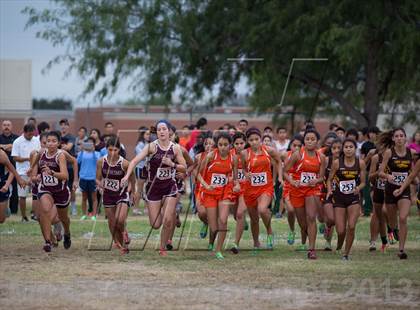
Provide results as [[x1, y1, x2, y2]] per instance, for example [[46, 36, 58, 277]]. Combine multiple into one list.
[[240, 127, 283, 250], [197, 132, 240, 259], [284, 129, 326, 259]]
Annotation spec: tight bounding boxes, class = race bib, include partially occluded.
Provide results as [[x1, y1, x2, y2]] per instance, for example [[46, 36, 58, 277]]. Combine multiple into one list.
[[300, 172, 317, 186], [339, 179, 356, 194], [211, 173, 227, 187], [391, 172, 408, 185], [237, 169, 245, 181], [104, 178, 119, 192], [251, 172, 267, 186], [376, 178, 386, 190], [42, 173, 59, 187], [157, 167, 173, 180]]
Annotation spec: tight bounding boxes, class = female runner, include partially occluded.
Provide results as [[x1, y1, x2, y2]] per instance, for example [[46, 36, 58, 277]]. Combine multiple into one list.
[[321, 138, 342, 251], [122, 120, 186, 256], [96, 136, 135, 255], [379, 128, 415, 259], [281, 135, 303, 247], [284, 129, 326, 259], [327, 138, 366, 260], [0, 149, 26, 223], [241, 128, 283, 250], [33, 131, 72, 252], [197, 132, 239, 259]]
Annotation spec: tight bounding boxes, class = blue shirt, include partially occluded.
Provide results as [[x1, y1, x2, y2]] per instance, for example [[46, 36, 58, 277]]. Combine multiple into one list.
[[135, 141, 147, 169], [77, 150, 100, 180]]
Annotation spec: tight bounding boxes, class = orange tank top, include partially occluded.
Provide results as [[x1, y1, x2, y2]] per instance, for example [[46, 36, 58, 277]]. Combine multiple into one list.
[[292, 148, 321, 186], [246, 145, 273, 187], [202, 149, 233, 195]]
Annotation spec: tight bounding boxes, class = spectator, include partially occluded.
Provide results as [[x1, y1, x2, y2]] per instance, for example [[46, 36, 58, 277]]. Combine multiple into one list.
[[408, 130, 420, 154], [237, 119, 248, 133], [11, 123, 40, 222], [37, 121, 50, 134], [0, 120, 19, 214], [335, 126, 346, 140], [179, 125, 190, 149], [274, 127, 290, 153], [75, 126, 88, 155], [104, 122, 114, 135], [27, 117, 39, 136], [90, 128, 105, 152], [263, 126, 273, 137], [329, 123, 339, 131], [59, 119, 77, 215], [77, 137, 100, 221]]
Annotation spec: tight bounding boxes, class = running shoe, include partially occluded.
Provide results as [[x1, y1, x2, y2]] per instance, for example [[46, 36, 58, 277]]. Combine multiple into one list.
[[380, 243, 388, 253], [21, 216, 29, 223], [388, 232, 396, 244], [324, 240, 332, 251], [123, 230, 131, 245], [80, 215, 88, 220], [307, 249, 317, 260], [230, 243, 239, 254], [63, 234, 71, 249], [369, 241, 377, 252], [53, 223, 63, 242], [266, 234, 274, 249], [318, 223, 325, 234], [207, 243, 214, 252], [323, 226, 331, 241], [297, 244, 307, 251], [159, 248, 168, 257], [120, 247, 129, 255], [91, 215, 97, 221], [176, 214, 181, 228], [275, 212, 282, 219], [199, 223, 208, 239], [393, 229, 399, 242], [31, 214, 38, 222], [397, 251, 408, 260], [166, 240, 173, 251], [287, 231, 296, 245], [215, 251, 224, 260], [342, 255, 350, 261], [43, 241, 52, 253]]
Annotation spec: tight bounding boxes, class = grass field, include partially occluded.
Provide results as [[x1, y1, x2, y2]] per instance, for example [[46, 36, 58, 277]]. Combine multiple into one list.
[[1, 202, 419, 310]]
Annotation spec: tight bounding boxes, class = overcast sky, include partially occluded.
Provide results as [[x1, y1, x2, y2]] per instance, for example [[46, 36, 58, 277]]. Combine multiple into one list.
[[0, 0, 136, 107]]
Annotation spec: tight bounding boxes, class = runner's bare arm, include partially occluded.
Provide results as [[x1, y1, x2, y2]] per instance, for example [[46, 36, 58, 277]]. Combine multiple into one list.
[[173, 145, 187, 173], [378, 149, 392, 181], [326, 159, 339, 198], [368, 154, 379, 182], [0, 149, 26, 188], [52, 152, 69, 181], [196, 151, 213, 190], [96, 158, 104, 189], [267, 146, 283, 184], [357, 160, 366, 193]]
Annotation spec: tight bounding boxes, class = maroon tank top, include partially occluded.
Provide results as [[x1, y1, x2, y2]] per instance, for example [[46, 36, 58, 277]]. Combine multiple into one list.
[[38, 150, 67, 193], [147, 141, 176, 186]]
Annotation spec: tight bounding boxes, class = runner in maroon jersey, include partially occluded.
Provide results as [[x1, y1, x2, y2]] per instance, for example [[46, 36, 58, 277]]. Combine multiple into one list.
[[122, 120, 187, 256], [0, 149, 26, 224], [96, 136, 135, 255], [29, 132, 79, 247], [31, 131, 71, 252]]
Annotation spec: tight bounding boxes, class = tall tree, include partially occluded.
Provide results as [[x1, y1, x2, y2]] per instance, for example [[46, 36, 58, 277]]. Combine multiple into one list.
[[24, 0, 420, 127]]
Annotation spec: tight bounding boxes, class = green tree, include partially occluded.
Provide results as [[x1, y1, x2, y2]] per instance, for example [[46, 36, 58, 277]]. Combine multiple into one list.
[[24, 0, 420, 127]]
